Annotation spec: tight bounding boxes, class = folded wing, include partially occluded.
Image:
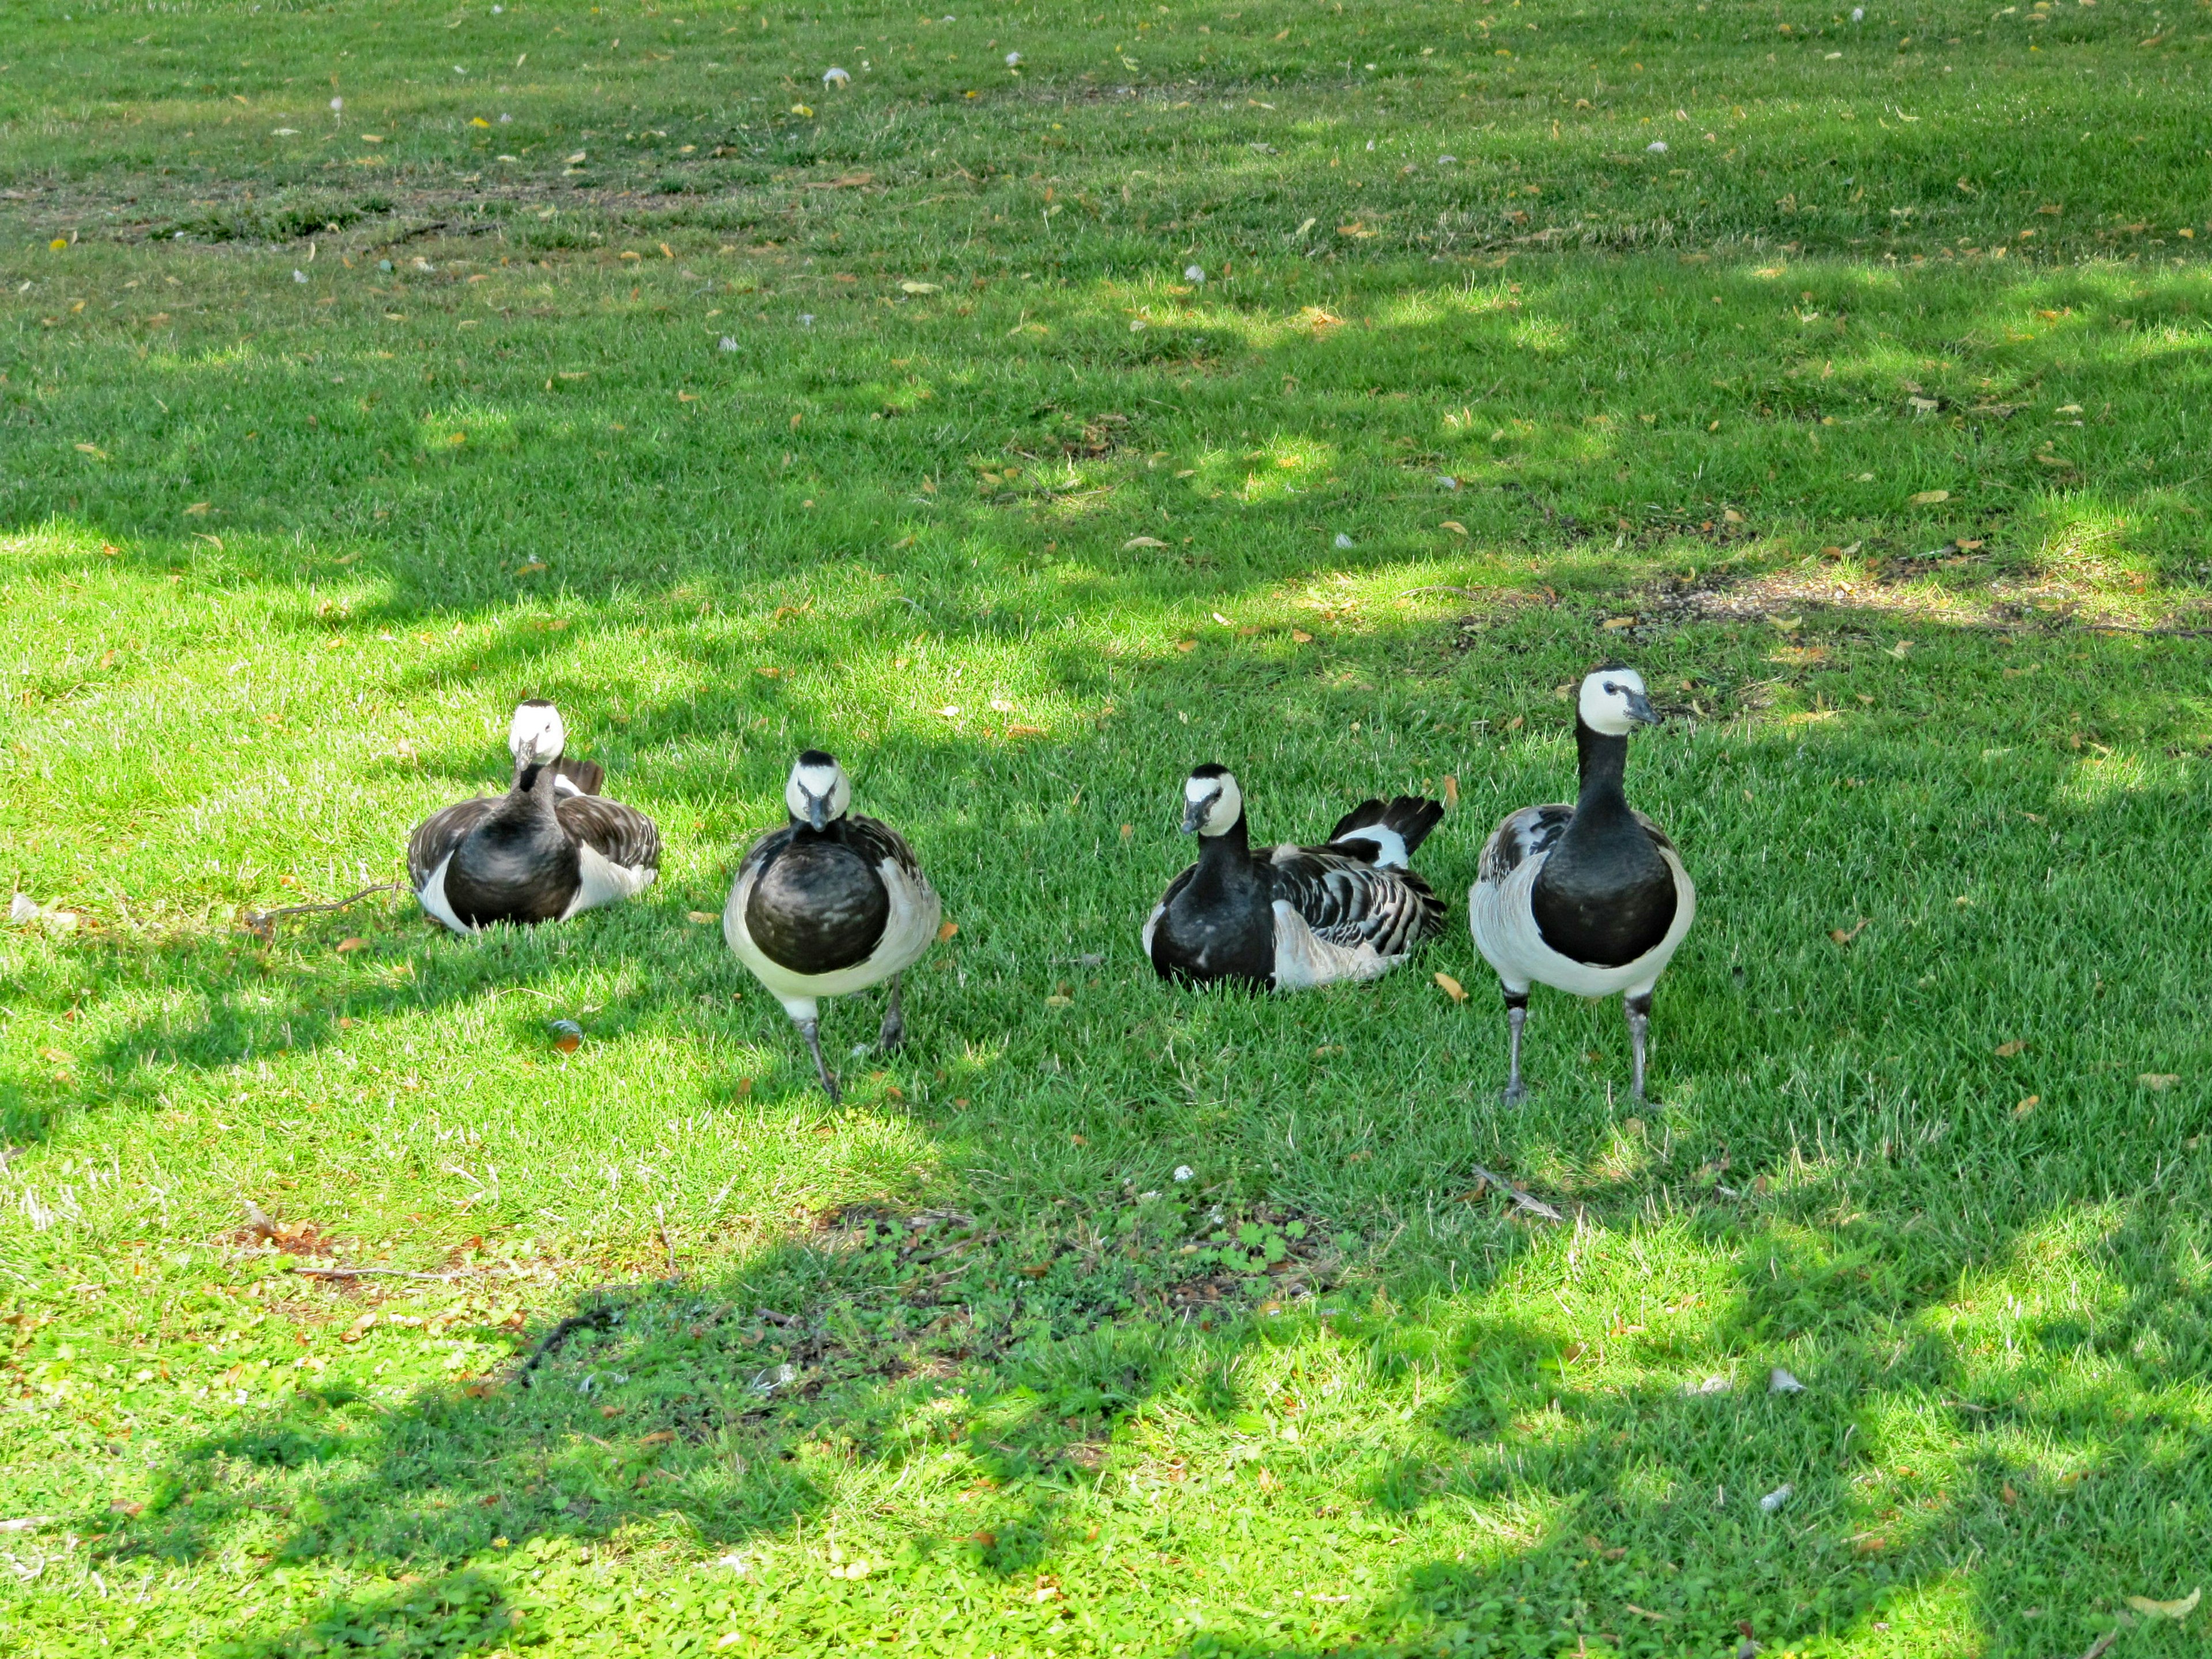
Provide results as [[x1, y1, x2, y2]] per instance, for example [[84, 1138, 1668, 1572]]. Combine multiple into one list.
[[1268, 846, 1445, 959], [407, 798, 497, 892], [556, 797, 662, 873]]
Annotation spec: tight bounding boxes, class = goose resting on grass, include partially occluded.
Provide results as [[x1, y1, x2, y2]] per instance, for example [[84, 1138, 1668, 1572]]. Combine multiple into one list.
[[407, 700, 661, 933], [1469, 667, 1695, 1104], [1145, 764, 1447, 989], [723, 752, 941, 1103]]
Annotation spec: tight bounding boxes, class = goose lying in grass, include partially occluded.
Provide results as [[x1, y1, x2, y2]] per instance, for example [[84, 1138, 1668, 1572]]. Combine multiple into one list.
[[1469, 667, 1695, 1104], [1146, 764, 1446, 989], [724, 751, 941, 1102], [407, 700, 661, 933]]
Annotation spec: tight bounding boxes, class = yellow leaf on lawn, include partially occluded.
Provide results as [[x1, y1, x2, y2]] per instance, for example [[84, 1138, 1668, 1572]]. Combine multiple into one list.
[[937, 921, 959, 942], [2126, 1589, 2200, 1620], [1044, 994, 1072, 1007], [2140, 1073, 2181, 1090], [515, 561, 546, 575], [1441, 520, 1468, 535], [900, 281, 940, 294], [1994, 1040, 2027, 1058], [335, 937, 366, 953], [1290, 629, 1313, 643], [1602, 616, 1638, 631], [184, 501, 211, 516], [74, 442, 107, 459], [1434, 972, 1468, 1003], [1123, 536, 1168, 549], [687, 911, 718, 925], [1442, 775, 1460, 809], [1910, 488, 1950, 505]]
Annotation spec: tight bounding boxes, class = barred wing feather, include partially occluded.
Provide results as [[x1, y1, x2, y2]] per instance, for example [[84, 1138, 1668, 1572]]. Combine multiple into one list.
[[556, 797, 662, 873], [1268, 848, 1445, 959]]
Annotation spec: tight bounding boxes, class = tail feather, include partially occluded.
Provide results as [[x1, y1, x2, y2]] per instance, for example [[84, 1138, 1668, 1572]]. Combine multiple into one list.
[[1327, 795, 1445, 858], [552, 757, 606, 798]]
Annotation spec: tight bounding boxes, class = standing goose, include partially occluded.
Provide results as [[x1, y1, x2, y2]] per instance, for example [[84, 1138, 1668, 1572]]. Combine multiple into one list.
[[724, 752, 941, 1102], [1145, 764, 1447, 990], [407, 700, 661, 933], [1469, 666, 1695, 1104]]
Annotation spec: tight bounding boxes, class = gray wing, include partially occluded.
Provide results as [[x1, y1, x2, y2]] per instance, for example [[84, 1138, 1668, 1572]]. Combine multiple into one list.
[[843, 814, 931, 889], [1267, 847, 1446, 958], [557, 797, 661, 872], [407, 798, 496, 891], [1477, 804, 1573, 885]]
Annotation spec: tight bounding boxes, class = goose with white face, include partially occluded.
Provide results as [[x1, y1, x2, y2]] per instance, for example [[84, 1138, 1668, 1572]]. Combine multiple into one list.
[[726, 750, 941, 1103], [1469, 664, 1694, 1106], [1146, 763, 1448, 990], [407, 699, 661, 933]]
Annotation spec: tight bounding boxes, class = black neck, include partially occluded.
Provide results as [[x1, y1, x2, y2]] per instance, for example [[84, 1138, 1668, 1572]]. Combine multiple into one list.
[[1570, 718, 1634, 828], [1195, 810, 1253, 872], [502, 759, 563, 824]]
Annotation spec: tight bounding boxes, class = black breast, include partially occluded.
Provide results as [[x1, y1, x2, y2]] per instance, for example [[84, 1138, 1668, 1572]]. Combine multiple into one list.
[[444, 821, 580, 927], [1151, 865, 1276, 988], [1529, 821, 1676, 968], [747, 836, 889, 974]]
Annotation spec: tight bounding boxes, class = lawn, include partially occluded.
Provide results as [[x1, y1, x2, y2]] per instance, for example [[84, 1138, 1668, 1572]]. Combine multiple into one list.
[[4, 0, 2212, 1653]]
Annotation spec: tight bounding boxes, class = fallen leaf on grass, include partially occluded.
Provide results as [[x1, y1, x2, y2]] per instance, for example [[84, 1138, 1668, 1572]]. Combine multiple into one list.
[[2125, 1589, 2200, 1620], [936, 921, 959, 942], [514, 560, 546, 575], [1909, 488, 1950, 505], [2139, 1073, 2181, 1090], [1434, 972, 1468, 1003], [1442, 775, 1460, 809], [1994, 1040, 2027, 1058], [184, 501, 211, 516], [2015, 1095, 2039, 1116], [687, 911, 718, 924], [1290, 629, 1313, 643], [1830, 918, 1869, 945], [1440, 520, 1468, 535], [1123, 535, 1168, 549], [1603, 615, 1639, 631], [899, 281, 940, 294], [334, 937, 366, 953]]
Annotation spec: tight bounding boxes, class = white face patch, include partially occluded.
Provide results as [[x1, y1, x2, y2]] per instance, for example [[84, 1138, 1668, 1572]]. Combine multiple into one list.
[[785, 758, 853, 824], [508, 702, 566, 765], [1187, 771, 1243, 836], [1578, 668, 1649, 737]]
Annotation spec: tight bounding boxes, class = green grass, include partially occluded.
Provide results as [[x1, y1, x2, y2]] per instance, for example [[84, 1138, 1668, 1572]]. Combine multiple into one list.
[[5, 0, 2212, 1654]]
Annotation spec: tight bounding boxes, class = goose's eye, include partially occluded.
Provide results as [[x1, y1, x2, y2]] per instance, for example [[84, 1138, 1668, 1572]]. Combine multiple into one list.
[[1602, 682, 1618, 696]]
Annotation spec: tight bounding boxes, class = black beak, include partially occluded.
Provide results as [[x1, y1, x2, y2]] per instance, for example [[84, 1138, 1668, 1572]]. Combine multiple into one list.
[[805, 791, 830, 832], [1180, 795, 1210, 834], [1623, 689, 1661, 726]]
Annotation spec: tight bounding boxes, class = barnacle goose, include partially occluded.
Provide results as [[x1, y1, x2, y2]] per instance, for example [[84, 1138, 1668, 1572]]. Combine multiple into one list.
[[1469, 666, 1695, 1104], [1145, 764, 1447, 990], [407, 700, 661, 933], [723, 751, 941, 1103]]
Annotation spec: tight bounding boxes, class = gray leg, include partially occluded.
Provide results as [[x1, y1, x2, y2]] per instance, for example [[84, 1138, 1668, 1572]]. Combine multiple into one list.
[[878, 974, 907, 1051], [798, 1016, 841, 1104], [1502, 991, 1531, 1105], [1624, 991, 1653, 1104]]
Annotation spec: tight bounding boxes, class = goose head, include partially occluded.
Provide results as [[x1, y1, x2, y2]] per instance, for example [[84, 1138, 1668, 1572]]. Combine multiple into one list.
[[785, 750, 853, 832], [1180, 764, 1244, 836], [507, 699, 568, 767], [1578, 667, 1660, 737]]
